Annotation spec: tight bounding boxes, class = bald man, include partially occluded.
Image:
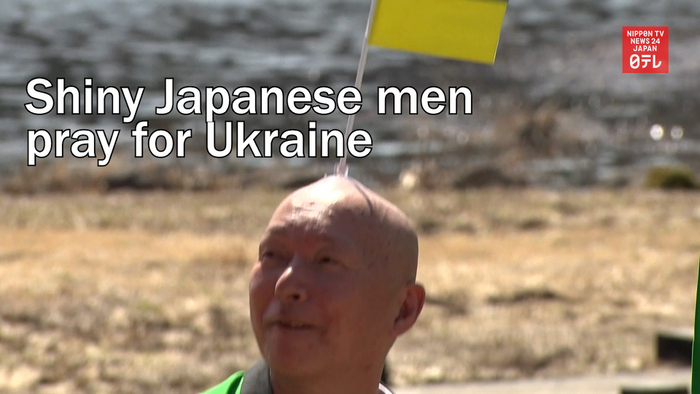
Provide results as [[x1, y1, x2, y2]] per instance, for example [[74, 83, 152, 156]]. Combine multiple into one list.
[[204, 175, 425, 394]]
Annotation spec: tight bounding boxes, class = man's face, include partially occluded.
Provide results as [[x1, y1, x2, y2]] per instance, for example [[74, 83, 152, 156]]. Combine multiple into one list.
[[249, 191, 400, 377]]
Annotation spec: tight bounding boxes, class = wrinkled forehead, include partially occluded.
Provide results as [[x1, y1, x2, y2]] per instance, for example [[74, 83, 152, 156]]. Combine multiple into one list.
[[267, 198, 334, 235], [263, 180, 378, 246], [268, 185, 372, 233]]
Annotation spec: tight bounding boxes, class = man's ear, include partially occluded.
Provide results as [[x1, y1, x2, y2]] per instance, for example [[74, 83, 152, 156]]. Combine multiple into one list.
[[392, 283, 426, 337]]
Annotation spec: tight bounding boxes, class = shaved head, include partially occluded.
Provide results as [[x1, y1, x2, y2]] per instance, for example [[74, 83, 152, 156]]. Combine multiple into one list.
[[269, 175, 419, 285]]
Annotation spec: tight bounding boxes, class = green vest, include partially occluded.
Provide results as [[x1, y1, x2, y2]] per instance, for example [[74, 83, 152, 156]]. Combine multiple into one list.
[[201, 371, 244, 394], [203, 360, 273, 394], [202, 361, 393, 394]]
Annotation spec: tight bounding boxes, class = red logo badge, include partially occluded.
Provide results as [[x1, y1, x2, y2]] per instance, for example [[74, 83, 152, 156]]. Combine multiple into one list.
[[622, 27, 669, 74]]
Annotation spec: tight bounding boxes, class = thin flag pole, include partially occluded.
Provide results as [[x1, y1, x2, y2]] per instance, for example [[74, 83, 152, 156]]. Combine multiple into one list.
[[335, 0, 379, 177]]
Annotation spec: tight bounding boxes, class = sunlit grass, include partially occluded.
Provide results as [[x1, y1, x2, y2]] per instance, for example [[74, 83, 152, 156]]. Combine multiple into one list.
[[0, 187, 698, 391]]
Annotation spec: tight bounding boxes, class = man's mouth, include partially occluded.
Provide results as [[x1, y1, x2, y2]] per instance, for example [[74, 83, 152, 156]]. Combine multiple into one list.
[[276, 321, 313, 329]]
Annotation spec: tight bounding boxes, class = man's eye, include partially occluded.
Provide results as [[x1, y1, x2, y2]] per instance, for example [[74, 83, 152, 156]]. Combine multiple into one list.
[[319, 256, 338, 265], [260, 250, 278, 261]]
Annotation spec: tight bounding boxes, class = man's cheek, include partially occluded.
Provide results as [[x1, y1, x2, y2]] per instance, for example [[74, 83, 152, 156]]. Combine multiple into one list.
[[249, 272, 263, 293], [249, 274, 273, 318], [249, 267, 275, 295]]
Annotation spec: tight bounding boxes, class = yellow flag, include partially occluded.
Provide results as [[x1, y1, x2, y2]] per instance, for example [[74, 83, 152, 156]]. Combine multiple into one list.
[[368, 0, 508, 64]]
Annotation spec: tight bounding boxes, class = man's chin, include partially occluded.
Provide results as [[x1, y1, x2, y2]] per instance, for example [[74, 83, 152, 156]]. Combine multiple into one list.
[[264, 351, 326, 377], [262, 341, 327, 373]]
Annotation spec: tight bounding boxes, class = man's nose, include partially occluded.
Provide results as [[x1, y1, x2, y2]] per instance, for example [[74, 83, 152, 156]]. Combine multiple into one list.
[[274, 254, 308, 302]]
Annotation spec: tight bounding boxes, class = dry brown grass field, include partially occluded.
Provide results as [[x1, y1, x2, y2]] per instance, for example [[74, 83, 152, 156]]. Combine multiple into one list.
[[0, 187, 698, 393]]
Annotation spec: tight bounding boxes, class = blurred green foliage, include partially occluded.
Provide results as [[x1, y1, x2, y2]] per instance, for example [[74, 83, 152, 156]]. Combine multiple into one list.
[[645, 166, 698, 190]]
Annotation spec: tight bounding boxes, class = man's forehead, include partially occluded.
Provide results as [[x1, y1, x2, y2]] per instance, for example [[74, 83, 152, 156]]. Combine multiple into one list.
[[291, 177, 370, 207], [262, 205, 363, 254], [267, 198, 334, 232], [276, 179, 373, 219], [263, 182, 377, 243]]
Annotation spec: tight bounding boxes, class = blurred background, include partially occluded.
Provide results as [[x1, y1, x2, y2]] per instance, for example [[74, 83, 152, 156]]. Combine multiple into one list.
[[1, 1, 699, 393], [1, 0, 699, 190]]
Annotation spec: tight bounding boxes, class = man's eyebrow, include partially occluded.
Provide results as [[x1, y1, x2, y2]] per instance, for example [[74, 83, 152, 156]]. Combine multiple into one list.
[[258, 228, 288, 248]]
